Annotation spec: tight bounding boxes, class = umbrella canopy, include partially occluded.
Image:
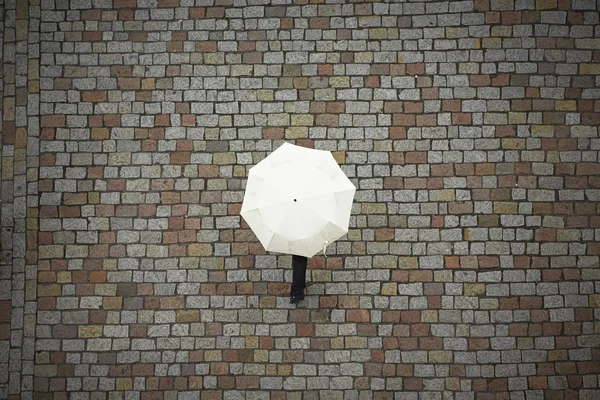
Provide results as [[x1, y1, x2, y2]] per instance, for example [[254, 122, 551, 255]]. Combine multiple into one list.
[[241, 143, 356, 258]]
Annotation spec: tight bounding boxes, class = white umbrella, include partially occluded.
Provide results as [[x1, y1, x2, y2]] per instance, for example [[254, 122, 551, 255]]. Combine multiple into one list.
[[240, 142, 356, 258]]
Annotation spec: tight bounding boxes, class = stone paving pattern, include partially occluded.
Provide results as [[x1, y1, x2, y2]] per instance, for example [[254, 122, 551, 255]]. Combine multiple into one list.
[[1, 0, 41, 398], [1, 0, 600, 399]]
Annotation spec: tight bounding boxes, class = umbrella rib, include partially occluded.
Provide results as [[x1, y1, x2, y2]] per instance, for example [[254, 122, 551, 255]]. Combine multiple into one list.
[[262, 229, 277, 251], [296, 188, 355, 222], [325, 219, 348, 235], [242, 197, 294, 212], [269, 204, 303, 242]]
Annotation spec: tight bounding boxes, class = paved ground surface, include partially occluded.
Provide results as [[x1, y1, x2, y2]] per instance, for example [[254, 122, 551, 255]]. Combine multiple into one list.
[[1, 0, 600, 399]]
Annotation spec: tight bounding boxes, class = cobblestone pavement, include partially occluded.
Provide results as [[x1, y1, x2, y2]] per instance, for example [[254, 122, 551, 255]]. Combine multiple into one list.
[[0, 0, 599, 399]]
